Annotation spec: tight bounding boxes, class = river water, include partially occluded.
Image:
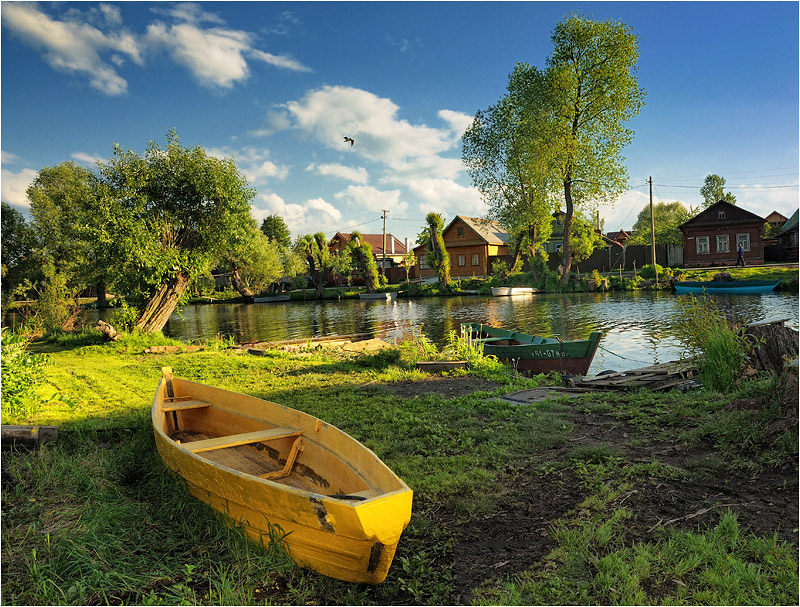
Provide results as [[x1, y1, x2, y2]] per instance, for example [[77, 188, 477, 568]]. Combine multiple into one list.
[[149, 291, 798, 375]]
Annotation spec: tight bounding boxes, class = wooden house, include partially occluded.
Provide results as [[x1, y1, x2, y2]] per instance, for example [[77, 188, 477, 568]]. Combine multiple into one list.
[[679, 201, 766, 267], [327, 232, 408, 284], [411, 216, 512, 280], [775, 209, 798, 262]]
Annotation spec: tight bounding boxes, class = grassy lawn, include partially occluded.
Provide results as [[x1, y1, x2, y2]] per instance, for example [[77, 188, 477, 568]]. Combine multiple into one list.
[[2, 335, 797, 605]]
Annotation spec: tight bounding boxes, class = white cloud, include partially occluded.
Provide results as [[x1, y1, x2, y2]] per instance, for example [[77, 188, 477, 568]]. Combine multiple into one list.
[[307, 163, 369, 184], [2, 151, 21, 165], [144, 22, 252, 89], [438, 109, 473, 140], [252, 192, 342, 236], [250, 49, 311, 73], [1, 2, 142, 96], [405, 178, 485, 216], [283, 86, 454, 168], [71, 152, 103, 166], [208, 146, 289, 184], [1, 167, 39, 209], [334, 185, 409, 215]]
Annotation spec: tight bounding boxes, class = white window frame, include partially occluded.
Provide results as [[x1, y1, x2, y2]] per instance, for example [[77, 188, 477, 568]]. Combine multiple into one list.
[[458, 254, 466, 267], [736, 233, 751, 251], [716, 234, 730, 253], [471, 253, 480, 266], [419, 256, 430, 270], [696, 236, 710, 254]]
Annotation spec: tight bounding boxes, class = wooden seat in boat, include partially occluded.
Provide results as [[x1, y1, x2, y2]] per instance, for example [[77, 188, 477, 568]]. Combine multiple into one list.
[[185, 427, 303, 453]]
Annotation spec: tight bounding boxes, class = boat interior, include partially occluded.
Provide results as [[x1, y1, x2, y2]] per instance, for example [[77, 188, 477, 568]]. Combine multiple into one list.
[[156, 370, 378, 499]]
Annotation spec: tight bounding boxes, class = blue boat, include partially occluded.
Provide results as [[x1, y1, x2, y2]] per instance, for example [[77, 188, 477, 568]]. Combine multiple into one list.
[[673, 280, 780, 294]]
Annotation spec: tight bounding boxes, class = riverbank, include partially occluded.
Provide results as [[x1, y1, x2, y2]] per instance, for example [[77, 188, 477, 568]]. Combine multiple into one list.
[[2, 338, 796, 605], [184, 265, 798, 304]]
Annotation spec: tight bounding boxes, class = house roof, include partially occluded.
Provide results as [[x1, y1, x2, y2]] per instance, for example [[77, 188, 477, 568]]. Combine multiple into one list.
[[679, 200, 766, 230], [606, 230, 631, 241], [777, 209, 798, 236], [765, 210, 789, 224], [448, 215, 510, 245], [331, 232, 407, 256]]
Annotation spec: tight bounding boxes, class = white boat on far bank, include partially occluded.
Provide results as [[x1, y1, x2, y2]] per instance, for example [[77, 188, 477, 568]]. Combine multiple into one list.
[[491, 287, 538, 297], [359, 292, 397, 301]]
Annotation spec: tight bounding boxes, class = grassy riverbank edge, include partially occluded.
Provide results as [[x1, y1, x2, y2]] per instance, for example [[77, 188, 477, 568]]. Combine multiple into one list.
[[2, 337, 797, 605]]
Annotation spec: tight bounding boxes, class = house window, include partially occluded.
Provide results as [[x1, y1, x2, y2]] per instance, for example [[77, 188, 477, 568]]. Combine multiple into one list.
[[736, 233, 751, 251], [718, 211, 726, 220], [419, 256, 430, 270], [458, 254, 466, 267], [697, 236, 710, 254], [457, 227, 464, 237], [716, 234, 729, 253], [472, 253, 480, 266], [554, 243, 563, 253]]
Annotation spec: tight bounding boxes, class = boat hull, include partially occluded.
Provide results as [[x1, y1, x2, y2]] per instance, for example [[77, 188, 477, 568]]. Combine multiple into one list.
[[491, 287, 538, 296], [673, 280, 779, 294], [359, 292, 397, 301], [462, 323, 602, 376], [253, 295, 291, 303], [152, 372, 412, 584]]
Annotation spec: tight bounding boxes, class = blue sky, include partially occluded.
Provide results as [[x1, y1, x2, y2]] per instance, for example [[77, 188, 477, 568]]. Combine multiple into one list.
[[2, 1, 798, 246]]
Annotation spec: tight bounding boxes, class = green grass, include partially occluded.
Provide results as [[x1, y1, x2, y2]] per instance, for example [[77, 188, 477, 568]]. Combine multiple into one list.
[[1, 334, 796, 605]]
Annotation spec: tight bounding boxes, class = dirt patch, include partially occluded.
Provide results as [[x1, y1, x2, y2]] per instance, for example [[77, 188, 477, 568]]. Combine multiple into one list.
[[434, 406, 798, 604], [383, 376, 502, 400]]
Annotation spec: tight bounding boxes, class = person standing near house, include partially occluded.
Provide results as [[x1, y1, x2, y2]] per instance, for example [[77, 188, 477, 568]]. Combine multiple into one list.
[[736, 242, 746, 266]]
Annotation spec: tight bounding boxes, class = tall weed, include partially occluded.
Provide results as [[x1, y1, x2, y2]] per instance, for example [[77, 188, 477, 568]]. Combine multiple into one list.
[[672, 295, 749, 391]]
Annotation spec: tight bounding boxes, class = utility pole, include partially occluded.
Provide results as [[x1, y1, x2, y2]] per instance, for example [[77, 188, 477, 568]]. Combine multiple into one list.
[[649, 177, 658, 282], [381, 209, 389, 278]]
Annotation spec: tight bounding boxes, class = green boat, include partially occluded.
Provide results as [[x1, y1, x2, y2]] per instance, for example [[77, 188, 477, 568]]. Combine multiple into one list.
[[461, 323, 602, 376]]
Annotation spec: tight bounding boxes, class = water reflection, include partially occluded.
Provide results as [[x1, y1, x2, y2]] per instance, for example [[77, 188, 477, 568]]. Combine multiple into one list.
[[12, 291, 797, 374]]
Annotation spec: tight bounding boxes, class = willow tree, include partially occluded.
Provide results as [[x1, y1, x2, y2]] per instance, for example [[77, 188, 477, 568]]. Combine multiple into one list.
[[96, 130, 255, 332], [347, 232, 380, 293], [297, 232, 334, 299], [545, 15, 645, 284], [420, 212, 450, 286]]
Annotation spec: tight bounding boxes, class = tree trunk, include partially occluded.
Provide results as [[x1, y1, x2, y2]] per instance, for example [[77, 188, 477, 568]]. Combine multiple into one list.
[[560, 180, 574, 286], [97, 281, 107, 308], [136, 272, 190, 333], [315, 270, 325, 299], [746, 320, 799, 376], [230, 269, 254, 297]]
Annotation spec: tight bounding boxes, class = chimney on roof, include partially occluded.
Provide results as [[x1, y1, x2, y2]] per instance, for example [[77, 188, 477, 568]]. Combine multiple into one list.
[[391, 237, 395, 254], [404, 238, 408, 251]]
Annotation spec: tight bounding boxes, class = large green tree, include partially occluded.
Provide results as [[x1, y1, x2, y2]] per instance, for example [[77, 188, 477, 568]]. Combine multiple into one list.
[[628, 201, 691, 246], [543, 15, 645, 285], [700, 174, 737, 208], [297, 232, 335, 299], [462, 68, 555, 268], [222, 223, 285, 297], [26, 162, 101, 297], [1, 202, 36, 300], [260, 214, 292, 247], [96, 130, 255, 332]]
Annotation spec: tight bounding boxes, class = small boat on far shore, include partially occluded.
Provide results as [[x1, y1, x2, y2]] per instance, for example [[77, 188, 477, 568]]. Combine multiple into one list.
[[491, 287, 538, 297], [462, 323, 602, 376], [359, 292, 397, 301], [253, 294, 291, 303], [673, 280, 780, 295]]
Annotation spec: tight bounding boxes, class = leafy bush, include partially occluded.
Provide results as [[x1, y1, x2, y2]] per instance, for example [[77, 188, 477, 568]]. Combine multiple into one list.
[[1, 329, 51, 419], [639, 264, 663, 280], [109, 299, 139, 333]]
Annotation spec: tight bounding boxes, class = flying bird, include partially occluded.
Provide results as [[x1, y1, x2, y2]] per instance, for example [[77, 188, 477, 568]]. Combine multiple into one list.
[[343, 136, 355, 147]]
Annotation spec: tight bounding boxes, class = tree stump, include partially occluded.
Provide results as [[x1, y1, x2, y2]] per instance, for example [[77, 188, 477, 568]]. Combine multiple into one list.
[[95, 320, 122, 341], [746, 319, 799, 376]]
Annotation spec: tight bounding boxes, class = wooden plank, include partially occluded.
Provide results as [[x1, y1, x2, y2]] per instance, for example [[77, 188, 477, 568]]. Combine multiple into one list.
[[185, 427, 303, 453], [2, 425, 59, 449], [162, 399, 212, 412]]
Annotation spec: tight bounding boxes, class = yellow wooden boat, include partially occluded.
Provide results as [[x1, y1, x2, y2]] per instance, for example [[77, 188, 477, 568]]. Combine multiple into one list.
[[151, 368, 413, 584]]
